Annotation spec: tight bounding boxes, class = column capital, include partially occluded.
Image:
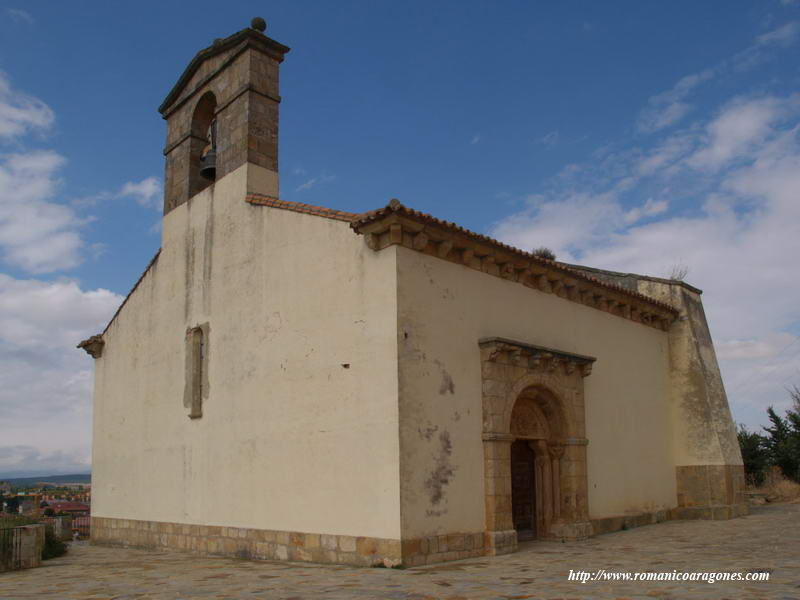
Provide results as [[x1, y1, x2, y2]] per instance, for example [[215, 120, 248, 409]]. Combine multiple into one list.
[[482, 432, 514, 443]]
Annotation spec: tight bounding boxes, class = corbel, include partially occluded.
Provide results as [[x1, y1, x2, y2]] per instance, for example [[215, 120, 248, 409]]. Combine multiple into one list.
[[364, 232, 380, 250], [437, 239, 453, 258], [510, 347, 524, 365], [389, 223, 403, 245], [537, 274, 553, 293], [500, 262, 516, 280], [462, 248, 474, 266], [566, 284, 579, 301], [78, 334, 105, 359], [412, 231, 429, 251]]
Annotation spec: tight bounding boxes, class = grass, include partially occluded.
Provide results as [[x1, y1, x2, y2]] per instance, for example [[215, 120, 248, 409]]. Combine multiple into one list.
[[752, 470, 800, 503]]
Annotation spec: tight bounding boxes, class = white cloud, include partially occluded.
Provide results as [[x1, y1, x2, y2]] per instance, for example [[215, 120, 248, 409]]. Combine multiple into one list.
[[119, 176, 162, 209], [689, 95, 798, 170], [0, 275, 122, 476], [733, 21, 800, 70], [755, 21, 799, 47], [492, 191, 623, 262], [637, 21, 799, 134], [538, 131, 560, 145], [623, 198, 668, 224], [6, 8, 33, 25], [491, 92, 800, 428], [295, 172, 335, 193], [73, 176, 163, 211], [637, 70, 715, 133], [0, 447, 91, 477], [296, 177, 318, 191], [636, 130, 697, 176], [0, 150, 88, 273], [717, 333, 798, 361], [470, 135, 481, 145], [0, 71, 53, 140]]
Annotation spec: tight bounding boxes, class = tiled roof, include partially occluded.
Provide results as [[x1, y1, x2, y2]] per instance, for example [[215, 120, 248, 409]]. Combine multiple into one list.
[[47, 501, 90, 511], [84, 194, 679, 349], [350, 199, 679, 315], [246, 194, 357, 222]]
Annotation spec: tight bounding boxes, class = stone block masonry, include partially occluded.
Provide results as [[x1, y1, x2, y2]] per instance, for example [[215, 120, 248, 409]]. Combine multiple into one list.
[[92, 517, 486, 567], [0, 524, 45, 572]]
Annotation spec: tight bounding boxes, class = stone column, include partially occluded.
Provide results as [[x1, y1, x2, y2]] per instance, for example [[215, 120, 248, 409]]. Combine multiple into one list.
[[482, 433, 517, 555], [535, 440, 553, 535], [549, 444, 565, 521], [549, 438, 592, 540]]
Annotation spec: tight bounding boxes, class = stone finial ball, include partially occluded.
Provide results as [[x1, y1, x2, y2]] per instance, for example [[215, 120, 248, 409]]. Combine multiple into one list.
[[251, 17, 267, 32]]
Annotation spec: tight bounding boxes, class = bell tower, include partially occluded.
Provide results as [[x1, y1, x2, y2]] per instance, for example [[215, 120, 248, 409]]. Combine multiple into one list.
[[159, 17, 290, 214]]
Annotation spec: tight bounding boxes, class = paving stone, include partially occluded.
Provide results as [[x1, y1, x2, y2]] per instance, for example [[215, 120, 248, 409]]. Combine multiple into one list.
[[0, 504, 796, 599]]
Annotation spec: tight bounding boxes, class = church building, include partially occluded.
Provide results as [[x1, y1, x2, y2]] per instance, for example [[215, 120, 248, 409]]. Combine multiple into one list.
[[80, 19, 747, 567]]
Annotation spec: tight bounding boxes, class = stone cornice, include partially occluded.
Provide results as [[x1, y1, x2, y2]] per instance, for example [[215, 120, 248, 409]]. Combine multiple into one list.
[[351, 200, 678, 330], [479, 337, 596, 378], [246, 194, 357, 222], [560, 262, 703, 295], [159, 28, 290, 117], [77, 334, 104, 359]]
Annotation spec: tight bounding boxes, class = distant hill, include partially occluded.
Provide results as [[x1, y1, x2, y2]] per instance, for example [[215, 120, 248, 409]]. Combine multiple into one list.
[[0, 473, 91, 487]]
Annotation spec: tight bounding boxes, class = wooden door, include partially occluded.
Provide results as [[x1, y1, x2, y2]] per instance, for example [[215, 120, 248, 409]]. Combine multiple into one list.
[[511, 439, 536, 540]]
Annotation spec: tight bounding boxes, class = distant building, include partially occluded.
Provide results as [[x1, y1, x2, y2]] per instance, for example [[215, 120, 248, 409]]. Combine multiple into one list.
[[46, 501, 90, 516], [18, 495, 41, 515], [82, 19, 747, 567]]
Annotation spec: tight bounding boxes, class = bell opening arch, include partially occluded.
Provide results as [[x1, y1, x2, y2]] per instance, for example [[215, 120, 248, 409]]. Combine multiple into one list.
[[189, 91, 218, 197]]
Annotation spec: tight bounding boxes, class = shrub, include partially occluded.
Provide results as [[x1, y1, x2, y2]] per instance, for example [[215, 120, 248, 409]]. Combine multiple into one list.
[[738, 424, 768, 486], [42, 525, 67, 560], [532, 246, 556, 261]]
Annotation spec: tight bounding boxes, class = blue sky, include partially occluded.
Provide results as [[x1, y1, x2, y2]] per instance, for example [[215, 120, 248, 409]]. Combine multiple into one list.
[[1, 1, 799, 476]]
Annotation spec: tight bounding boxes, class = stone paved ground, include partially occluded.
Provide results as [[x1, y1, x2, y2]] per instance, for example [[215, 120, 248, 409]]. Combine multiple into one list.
[[1, 504, 797, 600]]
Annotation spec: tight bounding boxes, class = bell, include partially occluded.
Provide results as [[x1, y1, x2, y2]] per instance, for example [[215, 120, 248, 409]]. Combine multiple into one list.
[[200, 148, 216, 181], [199, 118, 218, 181]]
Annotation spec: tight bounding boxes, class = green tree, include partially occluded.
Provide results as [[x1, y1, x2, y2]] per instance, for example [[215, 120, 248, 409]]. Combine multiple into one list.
[[4, 496, 20, 514], [737, 424, 768, 486], [762, 393, 800, 482]]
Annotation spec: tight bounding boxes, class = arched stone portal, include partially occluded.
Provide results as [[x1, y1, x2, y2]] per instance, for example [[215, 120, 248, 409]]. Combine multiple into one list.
[[479, 337, 595, 555]]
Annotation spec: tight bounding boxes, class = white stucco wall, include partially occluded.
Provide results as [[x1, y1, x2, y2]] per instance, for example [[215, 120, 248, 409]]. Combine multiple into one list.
[[395, 247, 676, 539], [92, 164, 401, 539]]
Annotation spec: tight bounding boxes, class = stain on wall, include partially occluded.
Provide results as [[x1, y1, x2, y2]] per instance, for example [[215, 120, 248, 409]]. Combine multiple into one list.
[[433, 359, 455, 395], [424, 431, 456, 508]]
